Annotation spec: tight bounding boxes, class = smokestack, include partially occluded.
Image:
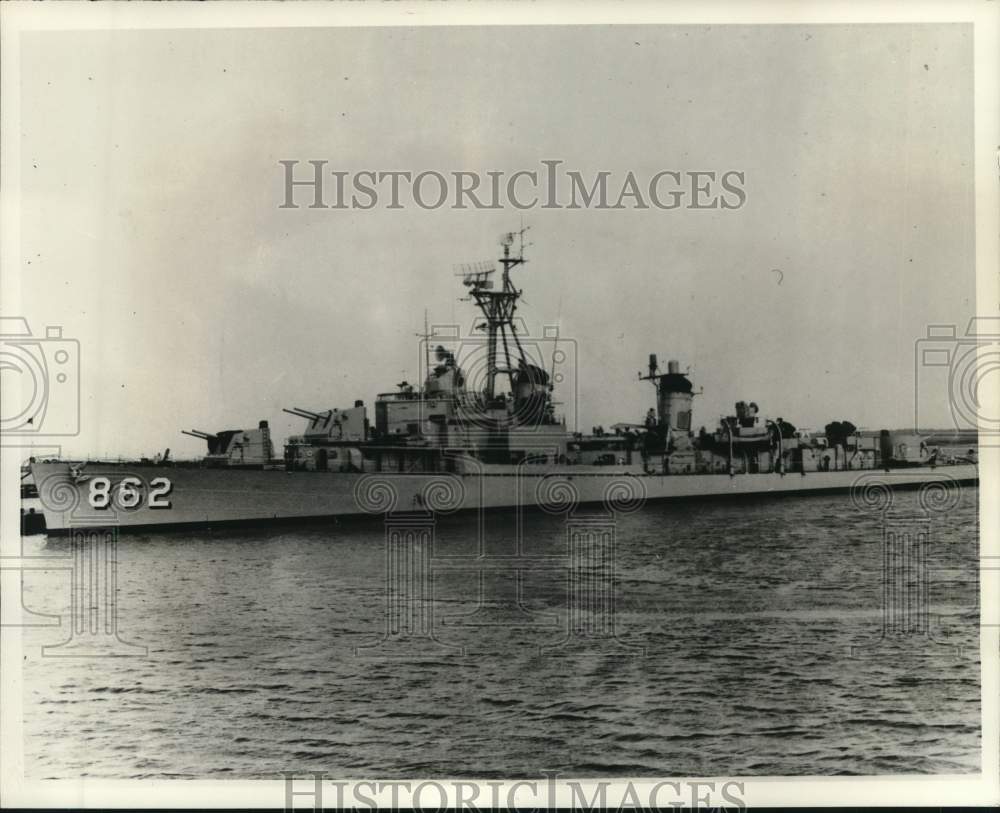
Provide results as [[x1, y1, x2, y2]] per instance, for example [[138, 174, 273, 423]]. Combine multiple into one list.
[[667, 360, 680, 375], [648, 354, 658, 377]]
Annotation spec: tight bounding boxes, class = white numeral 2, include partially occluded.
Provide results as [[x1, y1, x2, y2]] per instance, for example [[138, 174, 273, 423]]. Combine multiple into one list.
[[149, 477, 173, 509]]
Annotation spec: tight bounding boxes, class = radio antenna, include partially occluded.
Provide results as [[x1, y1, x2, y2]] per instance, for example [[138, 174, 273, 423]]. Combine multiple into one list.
[[549, 293, 563, 379], [415, 308, 433, 386]]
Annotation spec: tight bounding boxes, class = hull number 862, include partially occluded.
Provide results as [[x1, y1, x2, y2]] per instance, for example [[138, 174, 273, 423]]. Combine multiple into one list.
[[87, 476, 173, 510]]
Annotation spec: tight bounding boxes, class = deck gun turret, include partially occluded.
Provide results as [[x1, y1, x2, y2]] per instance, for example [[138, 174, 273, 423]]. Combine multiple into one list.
[[282, 403, 368, 472], [181, 422, 274, 468], [283, 404, 367, 442]]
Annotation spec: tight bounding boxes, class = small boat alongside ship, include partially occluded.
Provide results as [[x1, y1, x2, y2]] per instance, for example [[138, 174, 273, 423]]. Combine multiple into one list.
[[24, 232, 978, 535]]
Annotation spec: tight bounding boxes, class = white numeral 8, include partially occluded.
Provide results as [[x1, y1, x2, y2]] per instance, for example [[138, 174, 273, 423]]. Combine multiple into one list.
[[88, 477, 112, 509]]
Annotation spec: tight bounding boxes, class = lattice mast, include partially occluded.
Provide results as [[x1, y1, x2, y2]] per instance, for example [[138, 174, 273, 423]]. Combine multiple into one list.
[[458, 228, 531, 400]]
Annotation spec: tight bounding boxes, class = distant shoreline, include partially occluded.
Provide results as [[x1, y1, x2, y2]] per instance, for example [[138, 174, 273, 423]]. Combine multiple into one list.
[[904, 430, 978, 446]]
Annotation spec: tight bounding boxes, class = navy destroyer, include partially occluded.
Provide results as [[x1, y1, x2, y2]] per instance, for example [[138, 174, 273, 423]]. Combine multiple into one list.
[[26, 232, 978, 534]]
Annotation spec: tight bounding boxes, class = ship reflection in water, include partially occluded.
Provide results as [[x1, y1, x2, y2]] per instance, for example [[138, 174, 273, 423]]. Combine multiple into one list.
[[22, 486, 980, 779]]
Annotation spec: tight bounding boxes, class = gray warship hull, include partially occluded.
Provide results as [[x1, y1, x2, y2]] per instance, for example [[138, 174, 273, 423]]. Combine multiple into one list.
[[29, 460, 979, 535]]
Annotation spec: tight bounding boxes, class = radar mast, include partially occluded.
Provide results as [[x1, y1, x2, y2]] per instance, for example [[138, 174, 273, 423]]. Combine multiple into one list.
[[457, 228, 531, 400]]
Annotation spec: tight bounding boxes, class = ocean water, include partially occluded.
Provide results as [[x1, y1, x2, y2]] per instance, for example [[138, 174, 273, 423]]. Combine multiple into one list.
[[20, 487, 981, 779]]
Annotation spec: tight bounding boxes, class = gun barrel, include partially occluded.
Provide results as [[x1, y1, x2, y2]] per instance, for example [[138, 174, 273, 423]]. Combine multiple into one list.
[[284, 407, 320, 420], [182, 429, 216, 439]]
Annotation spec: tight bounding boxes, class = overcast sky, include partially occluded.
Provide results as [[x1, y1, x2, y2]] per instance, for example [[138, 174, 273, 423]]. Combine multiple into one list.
[[17, 23, 974, 458]]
